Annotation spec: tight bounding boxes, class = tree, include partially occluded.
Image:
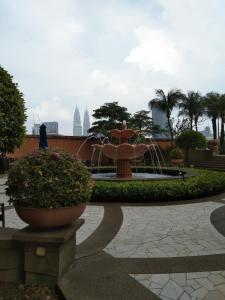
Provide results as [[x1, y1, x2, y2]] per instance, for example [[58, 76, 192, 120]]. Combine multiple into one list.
[[149, 89, 186, 147], [178, 91, 203, 131], [129, 110, 159, 137], [0, 66, 26, 155], [88, 102, 130, 136], [203, 92, 220, 139], [176, 130, 206, 164], [218, 94, 225, 150]]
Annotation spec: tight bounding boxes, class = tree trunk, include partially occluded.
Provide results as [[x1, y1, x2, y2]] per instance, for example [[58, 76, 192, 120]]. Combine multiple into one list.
[[194, 116, 198, 132], [190, 116, 193, 130], [212, 117, 217, 139], [167, 117, 174, 148]]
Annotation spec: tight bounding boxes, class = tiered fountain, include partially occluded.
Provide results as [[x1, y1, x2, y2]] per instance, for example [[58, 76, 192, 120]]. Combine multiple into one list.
[[93, 121, 150, 179]]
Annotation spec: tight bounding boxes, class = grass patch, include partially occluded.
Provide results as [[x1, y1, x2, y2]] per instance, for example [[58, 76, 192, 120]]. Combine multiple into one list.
[[91, 169, 225, 202]]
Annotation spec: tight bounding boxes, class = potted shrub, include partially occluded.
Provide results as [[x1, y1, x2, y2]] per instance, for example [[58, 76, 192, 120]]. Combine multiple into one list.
[[207, 139, 219, 152], [6, 149, 93, 228], [169, 148, 184, 166]]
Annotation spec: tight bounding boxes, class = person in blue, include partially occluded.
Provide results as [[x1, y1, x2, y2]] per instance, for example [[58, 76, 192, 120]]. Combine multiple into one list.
[[39, 123, 48, 149]]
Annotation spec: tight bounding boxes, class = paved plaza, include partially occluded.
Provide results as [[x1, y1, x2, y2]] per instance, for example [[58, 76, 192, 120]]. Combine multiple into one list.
[[1, 174, 225, 299]]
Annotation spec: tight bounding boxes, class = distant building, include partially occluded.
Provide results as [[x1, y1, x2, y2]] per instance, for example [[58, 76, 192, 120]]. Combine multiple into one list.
[[83, 108, 91, 136], [151, 103, 169, 139], [73, 106, 82, 136], [32, 124, 40, 135], [32, 122, 58, 135], [200, 126, 213, 138], [44, 122, 58, 135]]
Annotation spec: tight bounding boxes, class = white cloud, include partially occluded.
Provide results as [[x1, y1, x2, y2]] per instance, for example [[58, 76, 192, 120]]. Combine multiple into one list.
[[125, 26, 180, 74], [90, 69, 128, 95], [27, 97, 73, 135], [1, 0, 225, 134]]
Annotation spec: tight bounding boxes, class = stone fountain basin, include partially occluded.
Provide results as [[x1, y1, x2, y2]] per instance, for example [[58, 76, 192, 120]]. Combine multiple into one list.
[[110, 129, 136, 139], [94, 143, 148, 160]]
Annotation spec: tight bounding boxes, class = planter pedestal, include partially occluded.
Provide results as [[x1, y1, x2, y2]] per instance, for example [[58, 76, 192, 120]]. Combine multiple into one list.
[[12, 219, 84, 288], [0, 228, 24, 282]]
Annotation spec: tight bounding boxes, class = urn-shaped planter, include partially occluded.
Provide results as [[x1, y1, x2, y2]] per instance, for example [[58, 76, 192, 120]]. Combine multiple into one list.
[[170, 158, 184, 167], [15, 203, 86, 228], [169, 148, 184, 167], [6, 149, 92, 228]]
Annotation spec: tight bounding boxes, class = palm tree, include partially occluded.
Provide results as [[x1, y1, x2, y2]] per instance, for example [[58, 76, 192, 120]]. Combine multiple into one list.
[[203, 92, 220, 139], [192, 94, 205, 132], [178, 91, 202, 130], [149, 89, 186, 147], [218, 94, 225, 150]]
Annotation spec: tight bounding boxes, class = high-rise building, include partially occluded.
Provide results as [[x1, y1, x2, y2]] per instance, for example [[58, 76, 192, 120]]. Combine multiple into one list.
[[32, 124, 40, 135], [83, 108, 91, 136], [200, 126, 213, 138], [44, 122, 58, 135], [73, 106, 82, 136], [32, 122, 59, 135], [151, 103, 169, 139]]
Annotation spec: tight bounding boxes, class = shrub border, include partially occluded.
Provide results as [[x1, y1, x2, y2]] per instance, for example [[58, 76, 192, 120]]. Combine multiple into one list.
[[90, 169, 225, 203]]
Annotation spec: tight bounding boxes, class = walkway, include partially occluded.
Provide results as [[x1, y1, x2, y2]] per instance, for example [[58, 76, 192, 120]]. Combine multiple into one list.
[[1, 174, 225, 299]]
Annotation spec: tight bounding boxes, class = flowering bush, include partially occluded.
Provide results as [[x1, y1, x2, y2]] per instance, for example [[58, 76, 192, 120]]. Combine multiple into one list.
[[6, 149, 92, 208]]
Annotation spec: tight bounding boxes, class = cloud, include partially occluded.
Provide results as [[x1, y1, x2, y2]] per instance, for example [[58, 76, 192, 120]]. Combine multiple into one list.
[[1, 0, 225, 134], [125, 26, 180, 74], [90, 69, 128, 95], [27, 97, 73, 135]]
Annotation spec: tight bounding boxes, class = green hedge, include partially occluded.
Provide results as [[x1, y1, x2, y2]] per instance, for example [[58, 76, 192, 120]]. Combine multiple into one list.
[[91, 170, 225, 202]]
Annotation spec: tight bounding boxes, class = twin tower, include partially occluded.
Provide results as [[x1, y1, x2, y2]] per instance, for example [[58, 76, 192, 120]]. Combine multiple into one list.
[[73, 106, 91, 136]]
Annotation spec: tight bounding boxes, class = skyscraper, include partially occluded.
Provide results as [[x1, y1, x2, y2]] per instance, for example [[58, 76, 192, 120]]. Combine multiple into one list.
[[83, 108, 91, 136], [44, 122, 58, 135], [73, 106, 82, 136], [32, 122, 59, 135]]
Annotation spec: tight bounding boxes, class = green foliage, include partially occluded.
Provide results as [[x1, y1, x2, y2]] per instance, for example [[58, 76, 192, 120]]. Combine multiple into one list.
[[88, 102, 130, 136], [169, 148, 184, 159], [178, 90, 203, 131], [6, 149, 93, 208], [129, 110, 161, 138], [0, 66, 27, 155], [91, 170, 225, 202], [149, 89, 186, 147], [176, 130, 206, 150]]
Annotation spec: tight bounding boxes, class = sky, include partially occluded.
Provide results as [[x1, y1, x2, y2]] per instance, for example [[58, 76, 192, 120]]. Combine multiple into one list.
[[1, 0, 225, 135]]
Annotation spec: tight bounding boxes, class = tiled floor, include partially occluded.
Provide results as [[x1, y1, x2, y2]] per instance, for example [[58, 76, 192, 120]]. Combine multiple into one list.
[[131, 271, 225, 300], [105, 202, 225, 258]]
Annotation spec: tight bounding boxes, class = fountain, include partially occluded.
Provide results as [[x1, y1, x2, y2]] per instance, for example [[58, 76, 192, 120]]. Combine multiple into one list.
[[93, 121, 152, 179]]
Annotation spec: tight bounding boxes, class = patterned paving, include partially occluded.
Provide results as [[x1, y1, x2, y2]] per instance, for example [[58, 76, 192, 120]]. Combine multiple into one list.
[[105, 202, 225, 258], [131, 271, 225, 299]]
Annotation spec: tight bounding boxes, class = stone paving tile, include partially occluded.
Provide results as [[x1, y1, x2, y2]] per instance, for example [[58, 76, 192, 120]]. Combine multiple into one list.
[[5, 208, 26, 229], [105, 202, 225, 258], [76, 205, 104, 244], [130, 271, 225, 300], [0, 175, 9, 207]]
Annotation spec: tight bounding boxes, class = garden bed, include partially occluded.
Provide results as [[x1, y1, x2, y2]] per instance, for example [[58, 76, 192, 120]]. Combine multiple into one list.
[[0, 282, 63, 300], [91, 169, 225, 202]]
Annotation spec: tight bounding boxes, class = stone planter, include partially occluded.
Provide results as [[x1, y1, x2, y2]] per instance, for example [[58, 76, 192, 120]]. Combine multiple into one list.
[[170, 159, 184, 166], [208, 145, 219, 152], [15, 203, 86, 228]]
